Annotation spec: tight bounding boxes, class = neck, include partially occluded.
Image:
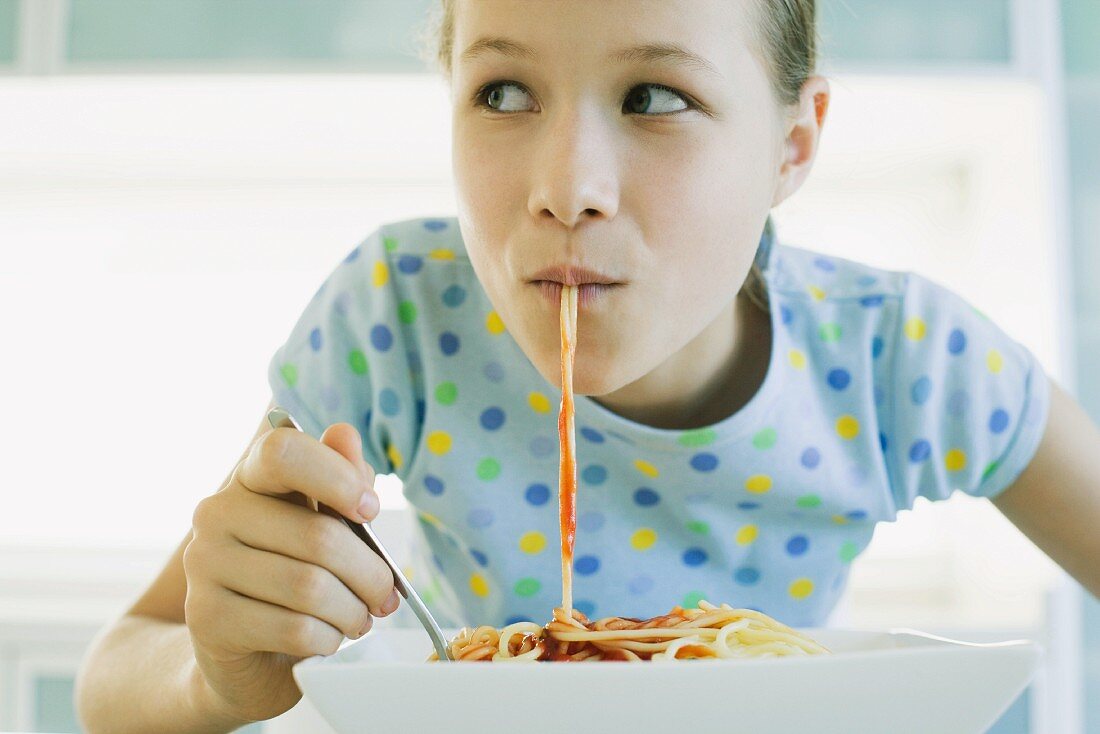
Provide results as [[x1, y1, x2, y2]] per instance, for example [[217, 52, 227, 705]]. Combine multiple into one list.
[[593, 292, 772, 430]]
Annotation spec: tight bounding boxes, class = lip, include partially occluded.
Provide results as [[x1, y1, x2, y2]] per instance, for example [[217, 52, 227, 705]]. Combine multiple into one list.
[[533, 281, 619, 309], [527, 265, 621, 287]]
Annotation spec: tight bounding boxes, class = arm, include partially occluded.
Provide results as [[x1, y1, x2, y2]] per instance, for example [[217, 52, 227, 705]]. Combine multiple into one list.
[[74, 402, 275, 734], [991, 378, 1100, 599]]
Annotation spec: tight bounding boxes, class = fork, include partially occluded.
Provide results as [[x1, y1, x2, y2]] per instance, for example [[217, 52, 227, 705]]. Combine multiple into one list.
[[266, 407, 452, 661]]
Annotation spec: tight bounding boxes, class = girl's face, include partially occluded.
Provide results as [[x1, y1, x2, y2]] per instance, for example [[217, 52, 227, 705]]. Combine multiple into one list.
[[450, 0, 795, 396]]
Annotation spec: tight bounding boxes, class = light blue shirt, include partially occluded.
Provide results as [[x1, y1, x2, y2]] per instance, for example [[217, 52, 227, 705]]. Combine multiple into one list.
[[268, 216, 1049, 628]]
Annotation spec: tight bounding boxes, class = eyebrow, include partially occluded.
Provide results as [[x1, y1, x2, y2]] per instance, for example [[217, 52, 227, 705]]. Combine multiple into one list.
[[459, 37, 723, 80]]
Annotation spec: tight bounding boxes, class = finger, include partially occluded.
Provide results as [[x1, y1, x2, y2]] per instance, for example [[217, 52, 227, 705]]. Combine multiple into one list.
[[206, 585, 347, 659], [320, 422, 381, 521], [229, 492, 397, 616], [236, 424, 377, 523], [211, 540, 373, 640]]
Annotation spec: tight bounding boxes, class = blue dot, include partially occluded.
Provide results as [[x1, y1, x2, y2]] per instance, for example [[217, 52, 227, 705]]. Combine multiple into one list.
[[343, 246, 360, 263], [432, 554, 443, 571], [505, 615, 534, 625], [397, 255, 424, 274], [578, 512, 605, 532], [879, 432, 889, 452], [911, 376, 932, 405], [737, 501, 761, 510], [309, 327, 323, 352], [690, 453, 719, 472], [439, 332, 460, 356], [800, 447, 821, 469], [633, 487, 660, 506], [467, 508, 494, 528], [379, 388, 400, 417], [909, 440, 932, 463], [948, 389, 970, 417], [423, 219, 448, 231], [872, 336, 885, 359], [442, 284, 467, 308], [734, 567, 761, 586], [574, 600, 596, 618], [628, 575, 654, 595], [857, 274, 878, 287], [333, 290, 351, 316], [846, 510, 868, 521], [786, 535, 810, 556], [480, 407, 506, 431], [484, 361, 505, 382], [948, 329, 967, 355], [362, 409, 372, 431], [525, 483, 550, 505], [827, 368, 851, 391], [989, 408, 1010, 434], [370, 324, 394, 352], [416, 399, 426, 425], [424, 475, 445, 496], [814, 256, 837, 272], [580, 427, 605, 443], [529, 435, 556, 458], [860, 294, 885, 308], [470, 549, 489, 567], [581, 464, 608, 485], [575, 556, 600, 575], [781, 305, 794, 325], [682, 548, 708, 567]]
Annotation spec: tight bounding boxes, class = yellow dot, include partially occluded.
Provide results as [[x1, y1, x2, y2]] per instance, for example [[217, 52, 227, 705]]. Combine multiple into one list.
[[808, 285, 826, 302], [631, 528, 657, 550], [372, 260, 389, 287], [426, 431, 452, 455], [788, 349, 807, 369], [836, 415, 860, 440], [417, 511, 443, 528], [402, 566, 415, 581], [904, 317, 927, 341], [987, 349, 1004, 374], [831, 514, 849, 525], [486, 311, 506, 335], [634, 459, 659, 478], [744, 474, 773, 494], [735, 524, 758, 545], [789, 578, 814, 599], [470, 574, 490, 597], [519, 531, 547, 554], [528, 392, 551, 413], [429, 248, 455, 261], [945, 448, 967, 472], [386, 443, 404, 470]]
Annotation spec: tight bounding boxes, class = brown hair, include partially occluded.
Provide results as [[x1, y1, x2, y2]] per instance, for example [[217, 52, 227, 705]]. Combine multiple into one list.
[[419, 0, 819, 312]]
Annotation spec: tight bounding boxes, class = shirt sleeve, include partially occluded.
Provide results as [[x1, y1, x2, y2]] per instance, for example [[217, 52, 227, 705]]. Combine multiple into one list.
[[266, 225, 423, 479], [881, 272, 1050, 510]]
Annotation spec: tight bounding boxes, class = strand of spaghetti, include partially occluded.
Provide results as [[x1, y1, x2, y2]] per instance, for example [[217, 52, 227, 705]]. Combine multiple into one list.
[[558, 284, 578, 615]]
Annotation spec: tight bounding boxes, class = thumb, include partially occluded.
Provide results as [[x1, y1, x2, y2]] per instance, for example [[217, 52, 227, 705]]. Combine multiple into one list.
[[320, 422, 379, 520]]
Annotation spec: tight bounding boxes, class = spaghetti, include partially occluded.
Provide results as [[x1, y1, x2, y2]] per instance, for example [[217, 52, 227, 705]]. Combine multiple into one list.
[[431, 284, 830, 662]]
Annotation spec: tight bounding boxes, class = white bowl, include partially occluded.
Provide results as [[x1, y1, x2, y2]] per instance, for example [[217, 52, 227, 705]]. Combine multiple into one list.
[[293, 627, 1040, 734]]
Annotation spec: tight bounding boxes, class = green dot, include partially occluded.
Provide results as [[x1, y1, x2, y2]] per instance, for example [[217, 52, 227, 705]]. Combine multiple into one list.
[[686, 520, 710, 535], [383, 236, 398, 252], [420, 587, 435, 604], [476, 458, 501, 481], [348, 349, 369, 375], [435, 381, 458, 405], [839, 541, 860, 563], [797, 494, 822, 509], [679, 428, 717, 447], [279, 363, 298, 387], [820, 323, 842, 342], [514, 578, 541, 597], [398, 300, 418, 324], [682, 590, 707, 609], [981, 461, 1000, 481], [752, 427, 777, 450]]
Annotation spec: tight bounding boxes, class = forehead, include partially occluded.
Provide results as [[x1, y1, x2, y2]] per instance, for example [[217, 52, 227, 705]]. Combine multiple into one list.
[[451, 0, 762, 77]]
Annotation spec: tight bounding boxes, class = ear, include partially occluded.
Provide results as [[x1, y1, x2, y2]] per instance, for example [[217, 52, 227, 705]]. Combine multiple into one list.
[[771, 75, 830, 208]]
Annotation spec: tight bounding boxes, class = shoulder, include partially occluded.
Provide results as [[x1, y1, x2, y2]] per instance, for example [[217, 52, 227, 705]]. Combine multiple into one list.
[[375, 216, 469, 258]]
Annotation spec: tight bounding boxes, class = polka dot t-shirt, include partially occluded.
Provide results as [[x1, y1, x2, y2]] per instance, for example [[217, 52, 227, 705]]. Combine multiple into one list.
[[268, 216, 1050, 629]]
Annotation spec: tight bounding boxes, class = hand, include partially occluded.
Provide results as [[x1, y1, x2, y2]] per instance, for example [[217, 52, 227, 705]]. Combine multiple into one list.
[[182, 422, 399, 723]]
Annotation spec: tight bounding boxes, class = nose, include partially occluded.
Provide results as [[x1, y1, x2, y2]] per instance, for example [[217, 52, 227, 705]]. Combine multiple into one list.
[[527, 108, 620, 228]]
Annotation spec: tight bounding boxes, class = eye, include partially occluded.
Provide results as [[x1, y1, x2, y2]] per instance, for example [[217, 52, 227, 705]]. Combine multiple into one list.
[[477, 81, 535, 113], [624, 84, 690, 115]]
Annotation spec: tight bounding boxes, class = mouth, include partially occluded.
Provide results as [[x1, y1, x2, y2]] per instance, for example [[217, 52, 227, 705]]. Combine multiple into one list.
[[532, 281, 620, 309]]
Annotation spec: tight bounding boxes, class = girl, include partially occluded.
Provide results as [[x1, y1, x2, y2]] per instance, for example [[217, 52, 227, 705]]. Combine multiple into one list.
[[76, 0, 1100, 731]]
